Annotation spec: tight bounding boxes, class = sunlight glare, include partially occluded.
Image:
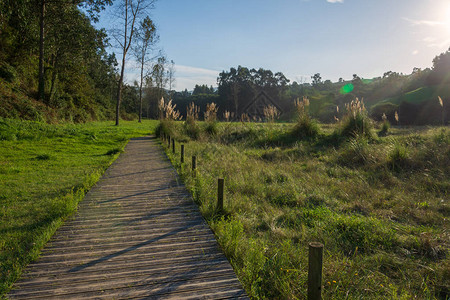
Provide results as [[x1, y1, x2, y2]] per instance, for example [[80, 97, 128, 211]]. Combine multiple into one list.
[[446, 5, 450, 32]]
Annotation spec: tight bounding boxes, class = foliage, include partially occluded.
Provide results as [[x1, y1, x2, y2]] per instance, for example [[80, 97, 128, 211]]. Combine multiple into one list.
[[292, 97, 320, 139], [204, 102, 219, 135], [184, 102, 201, 139], [0, 0, 118, 123], [338, 98, 374, 139], [217, 66, 290, 117], [378, 113, 390, 136], [263, 105, 280, 123]]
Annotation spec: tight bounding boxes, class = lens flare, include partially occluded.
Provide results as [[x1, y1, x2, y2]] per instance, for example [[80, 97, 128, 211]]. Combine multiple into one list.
[[340, 83, 354, 94]]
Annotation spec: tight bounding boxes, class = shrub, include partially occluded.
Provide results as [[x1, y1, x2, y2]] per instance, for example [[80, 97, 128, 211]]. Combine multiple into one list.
[[292, 97, 320, 139], [184, 102, 201, 139], [339, 135, 371, 166], [338, 98, 373, 139], [263, 105, 280, 123], [378, 113, 390, 136], [388, 141, 409, 170], [0, 62, 17, 83], [204, 102, 218, 135]]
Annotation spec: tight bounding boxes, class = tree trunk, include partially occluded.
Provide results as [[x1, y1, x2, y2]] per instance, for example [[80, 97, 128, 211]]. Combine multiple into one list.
[[49, 54, 58, 104], [38, 0, 45, 102], [138, 56, 144, 123], [116, 65, 124, 126], [115, 0, 128, 126]]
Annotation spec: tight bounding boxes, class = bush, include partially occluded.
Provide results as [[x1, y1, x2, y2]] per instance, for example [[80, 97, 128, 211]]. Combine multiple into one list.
[[338, 98, 374, 139], [292, 97, 320, 139], [339, 135, 372, 166], [0, 62, 17, 83], [378, 119, 390, 136], [184, 102, 201, 139], [388, 141, 409, 170]]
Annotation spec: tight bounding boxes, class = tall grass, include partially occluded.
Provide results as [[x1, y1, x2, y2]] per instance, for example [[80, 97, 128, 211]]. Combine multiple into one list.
[[292, 97, 320, 139], [338, 98, 374, 139], [162, 121, 449, 299]]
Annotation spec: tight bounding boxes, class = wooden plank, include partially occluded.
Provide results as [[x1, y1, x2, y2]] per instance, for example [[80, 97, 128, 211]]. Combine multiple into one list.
[[7, 137, 247, 299]]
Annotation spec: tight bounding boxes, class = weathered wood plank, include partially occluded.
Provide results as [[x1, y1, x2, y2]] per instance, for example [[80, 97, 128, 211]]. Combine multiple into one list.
[[8, 136, 247, 299]]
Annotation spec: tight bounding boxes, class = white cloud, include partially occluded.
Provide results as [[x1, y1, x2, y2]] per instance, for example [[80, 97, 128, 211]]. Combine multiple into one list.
[[326, 0, 344, 3], [403, 17, 445, 26], [174, 65, 220, 91], [427, 38, 450, 48], [423, 36, 437, 42]]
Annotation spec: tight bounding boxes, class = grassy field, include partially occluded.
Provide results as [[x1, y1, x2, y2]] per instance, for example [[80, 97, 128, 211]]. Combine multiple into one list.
[[160, 119, 449, 299], [0, 118, 158, 296]]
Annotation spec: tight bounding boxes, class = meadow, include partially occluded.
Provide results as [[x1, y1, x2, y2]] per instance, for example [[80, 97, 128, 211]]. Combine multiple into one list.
[[159, 109, 449, 299], [0, 118, 158, 296], [0, 112, 448, 299]]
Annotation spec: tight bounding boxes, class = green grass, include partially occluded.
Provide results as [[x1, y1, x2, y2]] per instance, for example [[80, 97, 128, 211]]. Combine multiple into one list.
[[161, 121, 449, 299], [0, 118, 158, 296], [375, 85, 450, 108]]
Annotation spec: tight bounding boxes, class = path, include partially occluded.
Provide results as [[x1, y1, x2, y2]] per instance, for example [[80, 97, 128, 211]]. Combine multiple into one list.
[[8, 136, 247, 299]]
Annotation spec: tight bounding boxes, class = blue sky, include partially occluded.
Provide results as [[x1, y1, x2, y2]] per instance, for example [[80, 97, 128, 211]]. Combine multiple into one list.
[[98, 0, 450, 91]]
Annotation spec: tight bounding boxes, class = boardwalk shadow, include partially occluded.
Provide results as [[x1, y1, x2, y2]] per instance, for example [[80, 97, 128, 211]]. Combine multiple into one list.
[[104, 167, 172, 179], [68, 224, 194, 273], [135, 264, 247, 299], [114, 205, 197, 227], [131, 136, 155, 141], [97, 185, 178, 204]]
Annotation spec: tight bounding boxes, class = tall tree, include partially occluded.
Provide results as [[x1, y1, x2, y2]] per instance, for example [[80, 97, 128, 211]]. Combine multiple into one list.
[[217, 66, 289, 115], [37, 0, 112, 102], [311, 73, 322, 87], [152, 55, 167, 101], [112, 0, 156, 126], [167, 59, 176, 99], [134, 16, 157, 122]]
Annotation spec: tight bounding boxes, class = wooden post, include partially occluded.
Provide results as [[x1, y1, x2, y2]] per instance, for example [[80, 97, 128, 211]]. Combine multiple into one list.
[[172, 139, 175, 153], [168, 136, 171, 147], [181, 145, 185, 163], [308, 242, 324, 300], [192, 155, 196, 172], [217, 178, 224, 211]]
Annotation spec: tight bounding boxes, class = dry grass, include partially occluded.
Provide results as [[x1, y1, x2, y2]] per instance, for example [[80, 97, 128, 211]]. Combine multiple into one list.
[[162, 121, 449, 299]]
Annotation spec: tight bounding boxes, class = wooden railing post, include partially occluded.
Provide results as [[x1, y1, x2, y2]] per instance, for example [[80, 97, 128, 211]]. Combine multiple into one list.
[[308, 242, 324, 300], [217, 178, 224, 211], [181, 145, 185, 163], [168, 136, 171, 147], [172, 139, 175, 153], [192, 156, 196, 172]]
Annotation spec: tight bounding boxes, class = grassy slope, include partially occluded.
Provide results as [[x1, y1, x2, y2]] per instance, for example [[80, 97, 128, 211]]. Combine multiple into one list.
[[162, 121, 449, 299], [367, 85, 450, 109], [0, 118, 158, 296]]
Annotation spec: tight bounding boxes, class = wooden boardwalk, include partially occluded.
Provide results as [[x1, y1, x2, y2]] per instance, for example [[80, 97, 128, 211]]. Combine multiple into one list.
[[8, 136, 247, 299]]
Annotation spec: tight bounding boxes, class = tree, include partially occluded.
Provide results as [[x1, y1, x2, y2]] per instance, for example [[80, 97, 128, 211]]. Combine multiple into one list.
[[311, 73, 322, 87], [134, 16, 157, 122], [37, 0, 112, 102], [429, 47, 450, 84], [152, 55, 168, 108], [167, 59, 176, 99], [112, 0, 156, 126], [217, 66, 289, 116]]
